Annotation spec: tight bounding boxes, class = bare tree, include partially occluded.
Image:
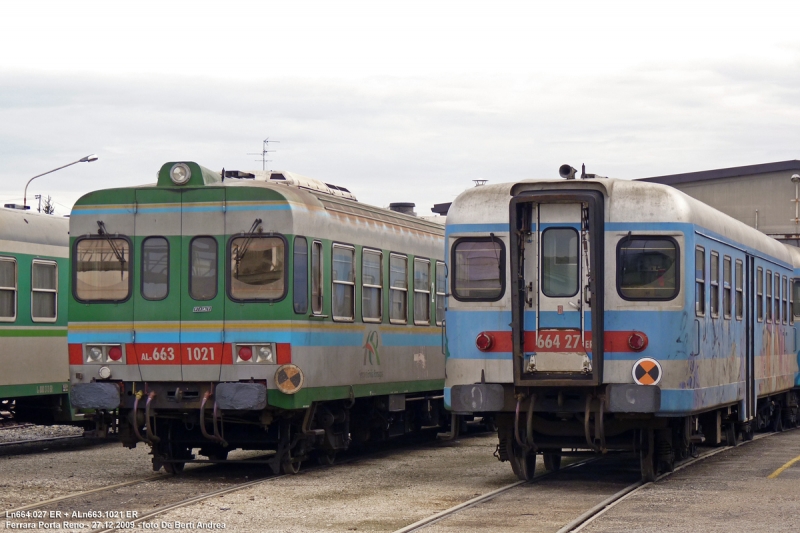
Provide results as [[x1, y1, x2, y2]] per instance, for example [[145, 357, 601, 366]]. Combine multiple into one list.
[[43, 195, 55, 215]]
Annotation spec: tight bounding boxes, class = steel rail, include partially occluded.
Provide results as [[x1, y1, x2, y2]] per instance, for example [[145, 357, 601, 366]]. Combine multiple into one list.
[[565, 429, 792, 533], [393, 457, 598, 533]]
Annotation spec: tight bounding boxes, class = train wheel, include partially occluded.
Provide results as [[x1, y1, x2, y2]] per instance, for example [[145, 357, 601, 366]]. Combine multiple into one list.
[[725, 424, 739, 445], [505, 430, 536, 481], [315, 451, 336, 466], [163, 461, 185, 475], [281, 453, 301, 475], [639, 429, 657, 482], [543, 451, 562, 472]]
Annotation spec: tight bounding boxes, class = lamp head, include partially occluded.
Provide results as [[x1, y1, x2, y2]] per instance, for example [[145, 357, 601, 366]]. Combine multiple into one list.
[[80, 154, 99, 163]]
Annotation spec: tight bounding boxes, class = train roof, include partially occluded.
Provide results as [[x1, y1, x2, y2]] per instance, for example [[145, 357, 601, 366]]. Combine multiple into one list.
[[447, 177, 798, 266], [0, 207, 69, 251], [71, 161, 444, 237]]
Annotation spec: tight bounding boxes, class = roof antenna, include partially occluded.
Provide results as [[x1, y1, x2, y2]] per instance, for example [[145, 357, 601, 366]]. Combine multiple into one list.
[[580, 163, 587, 180], [247, 138, 280, 171]]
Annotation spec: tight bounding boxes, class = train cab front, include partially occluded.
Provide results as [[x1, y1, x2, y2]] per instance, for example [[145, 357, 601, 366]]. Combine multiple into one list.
[[68, 162, 294, 460]]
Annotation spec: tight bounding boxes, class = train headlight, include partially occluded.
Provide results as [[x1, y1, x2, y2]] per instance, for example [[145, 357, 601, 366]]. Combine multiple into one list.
[[475, 332, 494, 352], [628, 332, 648, 352], [108, 346, 123, 361], [87, 346, 104, 363], [234, 343, 276, 364], [169, 163, 192, 185], [256, 345, 275, 364]]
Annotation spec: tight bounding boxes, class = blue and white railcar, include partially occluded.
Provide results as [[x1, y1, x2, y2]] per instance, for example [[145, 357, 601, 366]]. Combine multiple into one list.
[[443, 170, 800, 480]]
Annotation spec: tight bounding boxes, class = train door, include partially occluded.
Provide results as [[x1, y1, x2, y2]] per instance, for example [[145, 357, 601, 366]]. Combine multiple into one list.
[[744, 254, 756, 421], [134, 188, 182, 381], [509, 189, 605, 385], [179, 188, 225, 381]]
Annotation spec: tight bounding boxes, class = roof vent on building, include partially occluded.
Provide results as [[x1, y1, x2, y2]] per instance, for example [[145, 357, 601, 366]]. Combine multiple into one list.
[[389, 202, 416, 216]]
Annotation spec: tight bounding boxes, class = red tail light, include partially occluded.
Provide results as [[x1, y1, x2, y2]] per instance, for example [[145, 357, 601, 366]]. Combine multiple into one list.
[[238, 346, 253, 361], [108, 346, 123, 361], [476, 332, 494, 351], [628, 332, 648, 351]]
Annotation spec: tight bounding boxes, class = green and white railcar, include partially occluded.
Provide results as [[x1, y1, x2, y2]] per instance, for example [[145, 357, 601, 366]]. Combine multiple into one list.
[[0, 207, 74, 423], [70, 162, 449, 473]]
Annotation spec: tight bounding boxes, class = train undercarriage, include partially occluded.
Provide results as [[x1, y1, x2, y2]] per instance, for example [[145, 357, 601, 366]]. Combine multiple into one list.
[[493, 389, 799, 482], [95, 384, 455, 475]]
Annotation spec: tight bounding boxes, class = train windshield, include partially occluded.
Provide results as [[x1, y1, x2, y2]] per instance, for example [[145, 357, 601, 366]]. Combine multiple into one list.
[[617, 237, 678, 300], [74, 237, 131, 302], [229, 236, 285, 300], [452, 238, 505, 300]]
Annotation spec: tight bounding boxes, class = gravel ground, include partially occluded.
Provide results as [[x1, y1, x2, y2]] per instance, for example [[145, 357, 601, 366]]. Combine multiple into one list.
[[579, 429, 800, 533], [0, 423, 84, 443]]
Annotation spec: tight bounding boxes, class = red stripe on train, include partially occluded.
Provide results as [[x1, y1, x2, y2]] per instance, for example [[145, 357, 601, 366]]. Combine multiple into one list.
[[475, 330, 647, 353]]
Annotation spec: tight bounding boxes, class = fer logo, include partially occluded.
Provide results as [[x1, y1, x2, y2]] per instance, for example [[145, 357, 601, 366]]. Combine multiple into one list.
[[363, 330, 381, 366]]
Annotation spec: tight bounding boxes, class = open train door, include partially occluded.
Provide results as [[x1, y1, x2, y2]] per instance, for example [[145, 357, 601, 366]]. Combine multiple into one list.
[[509, 188, 605, 386]]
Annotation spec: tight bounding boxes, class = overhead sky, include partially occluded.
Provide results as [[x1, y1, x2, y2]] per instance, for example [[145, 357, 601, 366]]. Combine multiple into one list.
[[2, 1, 799, 215]]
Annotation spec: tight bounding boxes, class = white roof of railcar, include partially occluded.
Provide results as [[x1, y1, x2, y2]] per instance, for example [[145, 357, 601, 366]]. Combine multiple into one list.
[[447, 178, 797, 266], [0, 207, 69, 248]]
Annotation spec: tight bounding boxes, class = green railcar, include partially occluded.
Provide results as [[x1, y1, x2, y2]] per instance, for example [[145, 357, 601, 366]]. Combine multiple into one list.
[[0, 207, 79, 424], [70, 162, 450, 473]]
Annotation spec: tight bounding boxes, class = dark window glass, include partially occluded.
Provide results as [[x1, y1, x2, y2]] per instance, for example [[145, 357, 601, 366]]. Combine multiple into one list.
[[735, 260, 743, 321], [723, 256, 731, 319], [293, 237, 308, 314], [230, 236, 284, 300], [695, 247, 705, 316], [766, 270, 772, 323], [775, 275, 781, 324], [414, 258, 430, 325], [710, 252, 719, 317], [542, 228, 578, 297], [793, 280, 800, 320], [141, 237, 169, 301], [190, 237, 217, 301], [618, 237, 679, 300], [311, 241, 323, 314], [362, 249, 382, 322], [452, 239, 504, 300], [332, 244, 355, 320], [757, 268, 763, 322], [784, 276, 789, 325], [0, 258, 16, 320], [75, 237, 130, 302], [435, 261, 446, 326], [390, 254, 408, 323]]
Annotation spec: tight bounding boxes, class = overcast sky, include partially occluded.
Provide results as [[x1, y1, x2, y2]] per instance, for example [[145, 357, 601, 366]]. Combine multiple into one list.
[[2, 1, 799, 215]]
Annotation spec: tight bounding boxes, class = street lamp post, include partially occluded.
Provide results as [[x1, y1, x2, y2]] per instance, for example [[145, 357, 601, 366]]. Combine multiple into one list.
[[22, 154, 98, 210]]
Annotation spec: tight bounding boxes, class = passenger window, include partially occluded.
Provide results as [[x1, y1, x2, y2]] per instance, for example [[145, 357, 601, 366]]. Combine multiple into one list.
[[710, 252, 719, 318], [362, 249, 382, 323], [190, 237, 217, 301], [793, 280, 800, 322], [414, 258, 431, 325], [766, 270, 772, 323], [31, 260, 57, 322], [311, 241, 323, 315], [735, 260, 743, 321], [293, 237, 308, 314], [775, 274, 781, 324], [617, 237, 678, 300], [332, 244, 355, 321], [389, 254, 408, 323], [542, 228, 578, 297], [74, 237, 131, 302], [757, 268, 763, 323], [141, 237, 169, 301], [452, 238, 505, 301], [435, 261, 446, 326], [723, 256, 731, 319], [0, 257, 17, 321], [695, 247, 705, 316]]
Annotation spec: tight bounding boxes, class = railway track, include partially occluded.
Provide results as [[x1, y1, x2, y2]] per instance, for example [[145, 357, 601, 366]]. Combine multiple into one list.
[[393, 429, 790, 533]]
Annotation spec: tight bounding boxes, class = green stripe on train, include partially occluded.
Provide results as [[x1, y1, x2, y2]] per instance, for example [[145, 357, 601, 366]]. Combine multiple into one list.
[[267, 379, 445, 410], [0, 382, 69, 399]]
